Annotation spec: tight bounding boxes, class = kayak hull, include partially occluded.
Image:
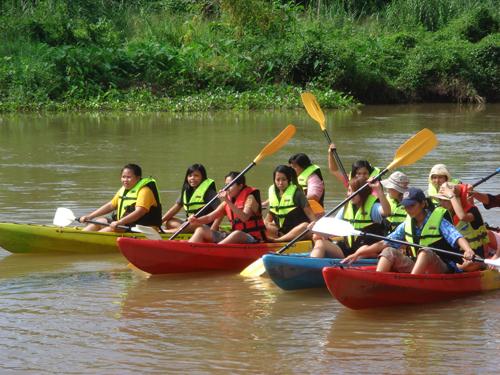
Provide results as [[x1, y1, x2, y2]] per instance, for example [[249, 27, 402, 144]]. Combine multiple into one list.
[[0, 223, 189, 254], [118, 238, 313, 274], [263, 254, 377, 290], [322, 267, 500, 309]]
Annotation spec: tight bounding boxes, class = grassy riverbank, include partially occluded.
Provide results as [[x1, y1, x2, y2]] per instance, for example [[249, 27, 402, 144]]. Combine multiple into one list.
[[0, 1, 498, 112]]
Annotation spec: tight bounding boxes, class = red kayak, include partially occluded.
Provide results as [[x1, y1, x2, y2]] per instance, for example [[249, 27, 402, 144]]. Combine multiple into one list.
[[322, 267, 500, 309], [117, 238, 312, 274]]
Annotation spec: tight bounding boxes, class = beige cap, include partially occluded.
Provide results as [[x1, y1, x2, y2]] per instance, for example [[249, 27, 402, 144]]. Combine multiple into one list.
[[381, 171, 410, 194]]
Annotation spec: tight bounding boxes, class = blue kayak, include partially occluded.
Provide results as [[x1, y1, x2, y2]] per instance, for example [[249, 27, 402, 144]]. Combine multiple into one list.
[[263, 253, 377, 290]]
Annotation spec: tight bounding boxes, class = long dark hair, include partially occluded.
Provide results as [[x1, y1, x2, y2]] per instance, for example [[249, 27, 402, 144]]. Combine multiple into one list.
[[351, 160, 374, 177], [182, 164, 208, 193], [349, 177, 371, 214], [273, 165, 298, 187], [122, 163, 142, 178]]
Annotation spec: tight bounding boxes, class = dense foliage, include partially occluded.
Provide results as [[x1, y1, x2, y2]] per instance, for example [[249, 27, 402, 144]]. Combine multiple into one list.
[[0, 0, 498, 112]]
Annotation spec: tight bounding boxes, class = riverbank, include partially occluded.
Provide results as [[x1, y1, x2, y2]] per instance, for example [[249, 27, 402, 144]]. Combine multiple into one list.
[[0, 1, 498, 112]]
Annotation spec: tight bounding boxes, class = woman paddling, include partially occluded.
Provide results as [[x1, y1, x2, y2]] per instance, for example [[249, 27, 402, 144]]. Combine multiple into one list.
[[265, 165, 317, 242], [342, 187, 477, 274], [188, 172, 266, 244], [80, 163, 162, 232], [310, 176, 390, 258], [161, 164, 219, 233]]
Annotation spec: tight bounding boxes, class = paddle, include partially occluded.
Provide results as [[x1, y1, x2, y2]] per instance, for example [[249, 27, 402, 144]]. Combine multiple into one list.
[[52, 207, 162, 240], [240, 128, 438, 277], [471, 167, 500, 188], [313, 217, 500, 269], [169, 124, 297, 240], [301, 92, 348, 182]]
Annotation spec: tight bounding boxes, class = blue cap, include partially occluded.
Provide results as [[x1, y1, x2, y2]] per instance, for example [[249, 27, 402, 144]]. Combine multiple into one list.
[[401, 187, 426, 207]]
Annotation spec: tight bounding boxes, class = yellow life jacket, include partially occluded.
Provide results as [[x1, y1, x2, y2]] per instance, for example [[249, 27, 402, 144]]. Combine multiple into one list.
[[454, 219, 488, 255], [428, 178, 460, 204], [116, 177, 162, 226], [182, 178, 215, 217], [297, 164, 324, 205], [386, 195, 407, 231], [268, 184, 309, 233], [404, 207, 454, 258], [343, 195, 378, 248]]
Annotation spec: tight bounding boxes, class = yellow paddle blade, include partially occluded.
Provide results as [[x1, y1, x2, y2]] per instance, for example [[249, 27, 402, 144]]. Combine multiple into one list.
[[253, 124, 296, 164], [301, 92, 326, 130], [387, 128, 438, 170], [239, 258, 266, 278]]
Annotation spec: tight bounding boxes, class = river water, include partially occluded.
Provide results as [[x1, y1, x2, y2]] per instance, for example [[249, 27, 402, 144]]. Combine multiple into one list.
[[0, 104, 499, 374]]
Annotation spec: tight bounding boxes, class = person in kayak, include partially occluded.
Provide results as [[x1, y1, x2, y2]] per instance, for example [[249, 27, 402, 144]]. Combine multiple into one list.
[[428, 163, 460, 204], [342, 187, 477, 274], [327, 144, 381, 190], [187, 171, 266, 244], [310, 176, 391, 258], [381, 171, 410, 232], [161, 163, 220, 233], [288, 153, 325, 208], [79, 163, 162, 232], [433, 182, 489, 265], [264, 165, 317, 242]]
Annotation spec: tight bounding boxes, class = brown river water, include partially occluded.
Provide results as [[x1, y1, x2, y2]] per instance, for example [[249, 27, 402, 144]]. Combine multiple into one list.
[[0, 104, 499, 374]]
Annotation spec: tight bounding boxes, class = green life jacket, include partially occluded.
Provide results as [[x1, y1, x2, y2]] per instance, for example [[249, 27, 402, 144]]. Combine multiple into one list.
[[297, 164, 324, 205], [385, 195, 407, 231], [268, 184, 309, 233], [116, 177, 162, 226], [182, 178, 215, 217], [343, 195, 380, 249], [454, 218, 488, 257], [404, 207, 455, 259]]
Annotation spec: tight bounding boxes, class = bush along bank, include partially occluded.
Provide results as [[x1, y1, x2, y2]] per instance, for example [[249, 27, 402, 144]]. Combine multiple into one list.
[[0, 1, 498, 112]]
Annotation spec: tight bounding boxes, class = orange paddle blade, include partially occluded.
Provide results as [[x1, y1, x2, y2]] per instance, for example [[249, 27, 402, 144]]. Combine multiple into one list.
[[253, 124, 296, 164]]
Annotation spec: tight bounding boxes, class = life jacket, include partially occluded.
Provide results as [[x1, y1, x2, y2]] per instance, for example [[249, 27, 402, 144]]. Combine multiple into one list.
[[297, 164, 325, 205], [428, 178, 461, 204], [384, 195, 407, 231], [224, 186, 266, 241], [404, 207, 459, 263], [342, 195, 385, 251], [116, 177, 162, 226], [182, 178, 216, 217], [454, 219, 488, 258], [268, 184, 309, 234]]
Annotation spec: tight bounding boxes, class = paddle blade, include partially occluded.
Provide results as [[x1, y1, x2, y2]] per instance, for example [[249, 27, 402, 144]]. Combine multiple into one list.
[[133, 225, 162, 240], [308, 199, 325, 216], [253, 124, 296, 164], [312, 217, 361, 237], [239, 258, 266, 278], [53, 207, 77, 227], [484, 258, 500, 270], [301, 92, 326, 130], [387, 128, 438, 170]]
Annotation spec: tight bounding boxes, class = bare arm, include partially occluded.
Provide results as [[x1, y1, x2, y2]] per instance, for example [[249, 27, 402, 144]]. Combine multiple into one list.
[[79, 202, 115, 223], [370, 179, 391, 217], [161, 202, 183, 223], [327, 144, 349, 188]]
